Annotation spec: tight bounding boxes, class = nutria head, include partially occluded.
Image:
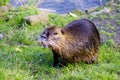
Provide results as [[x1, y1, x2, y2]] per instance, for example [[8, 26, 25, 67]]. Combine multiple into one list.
[[39, 26, 65, 49]]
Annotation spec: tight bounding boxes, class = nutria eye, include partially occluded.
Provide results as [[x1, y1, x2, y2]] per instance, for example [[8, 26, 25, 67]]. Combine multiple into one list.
[[53, 32, 58, 35]]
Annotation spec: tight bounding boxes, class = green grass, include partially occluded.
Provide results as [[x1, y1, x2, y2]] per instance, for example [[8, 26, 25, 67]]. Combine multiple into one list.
[[0, 0, 9, 6], [0, 5, 120, 80], [116, 20, 120, 25]]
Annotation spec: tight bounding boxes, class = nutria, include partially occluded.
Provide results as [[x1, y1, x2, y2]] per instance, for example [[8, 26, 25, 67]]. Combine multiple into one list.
[[39, 19, 100, 66]]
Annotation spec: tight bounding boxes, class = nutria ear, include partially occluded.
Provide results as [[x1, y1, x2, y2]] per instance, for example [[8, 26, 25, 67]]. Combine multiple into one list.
[[61, 29, 64, 34]]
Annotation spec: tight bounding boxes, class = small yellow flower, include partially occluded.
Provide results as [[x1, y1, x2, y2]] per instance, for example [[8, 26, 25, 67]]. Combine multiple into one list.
[[15, 47, 22, 52]]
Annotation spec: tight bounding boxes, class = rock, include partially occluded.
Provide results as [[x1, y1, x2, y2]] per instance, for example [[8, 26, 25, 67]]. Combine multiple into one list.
[[90, 7, 111, 16], [24, 11, 49, 25], [10, 0, 106, 14], [0, 5, 12, 13], [0, 5, 13, 20], [0, 34, 4, 39]]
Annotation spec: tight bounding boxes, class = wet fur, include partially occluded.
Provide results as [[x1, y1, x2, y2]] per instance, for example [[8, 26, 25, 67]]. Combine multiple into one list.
[[40, 19, 100, 66]]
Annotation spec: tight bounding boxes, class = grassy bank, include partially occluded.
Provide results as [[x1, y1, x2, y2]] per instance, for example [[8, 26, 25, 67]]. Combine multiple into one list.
[[0, 4, 120, 80]]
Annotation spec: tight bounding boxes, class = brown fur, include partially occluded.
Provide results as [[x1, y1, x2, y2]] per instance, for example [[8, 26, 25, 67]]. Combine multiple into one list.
[[39, 19, 100, 66]]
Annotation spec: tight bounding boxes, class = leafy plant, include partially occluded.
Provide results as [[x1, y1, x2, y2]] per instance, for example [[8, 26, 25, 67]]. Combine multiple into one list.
[[0, 0, 9, 6]]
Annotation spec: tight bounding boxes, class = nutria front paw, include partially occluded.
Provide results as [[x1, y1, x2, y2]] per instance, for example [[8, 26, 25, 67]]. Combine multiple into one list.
[[51, 62, 64, 68], [53, 63, 58, 67], [50, 62, 58, 67]]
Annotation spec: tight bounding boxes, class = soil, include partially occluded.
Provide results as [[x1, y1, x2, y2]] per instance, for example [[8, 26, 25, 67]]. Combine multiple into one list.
[[90, 4, 120, 47]]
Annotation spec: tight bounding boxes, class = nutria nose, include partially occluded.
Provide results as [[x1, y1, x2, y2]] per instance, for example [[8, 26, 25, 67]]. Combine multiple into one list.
[[40, 34, 47, 39], [39, 34, 48, 42]]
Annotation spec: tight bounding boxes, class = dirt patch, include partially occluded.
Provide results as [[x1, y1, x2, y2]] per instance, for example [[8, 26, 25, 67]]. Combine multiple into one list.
[[90, 5, 120, 48]]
